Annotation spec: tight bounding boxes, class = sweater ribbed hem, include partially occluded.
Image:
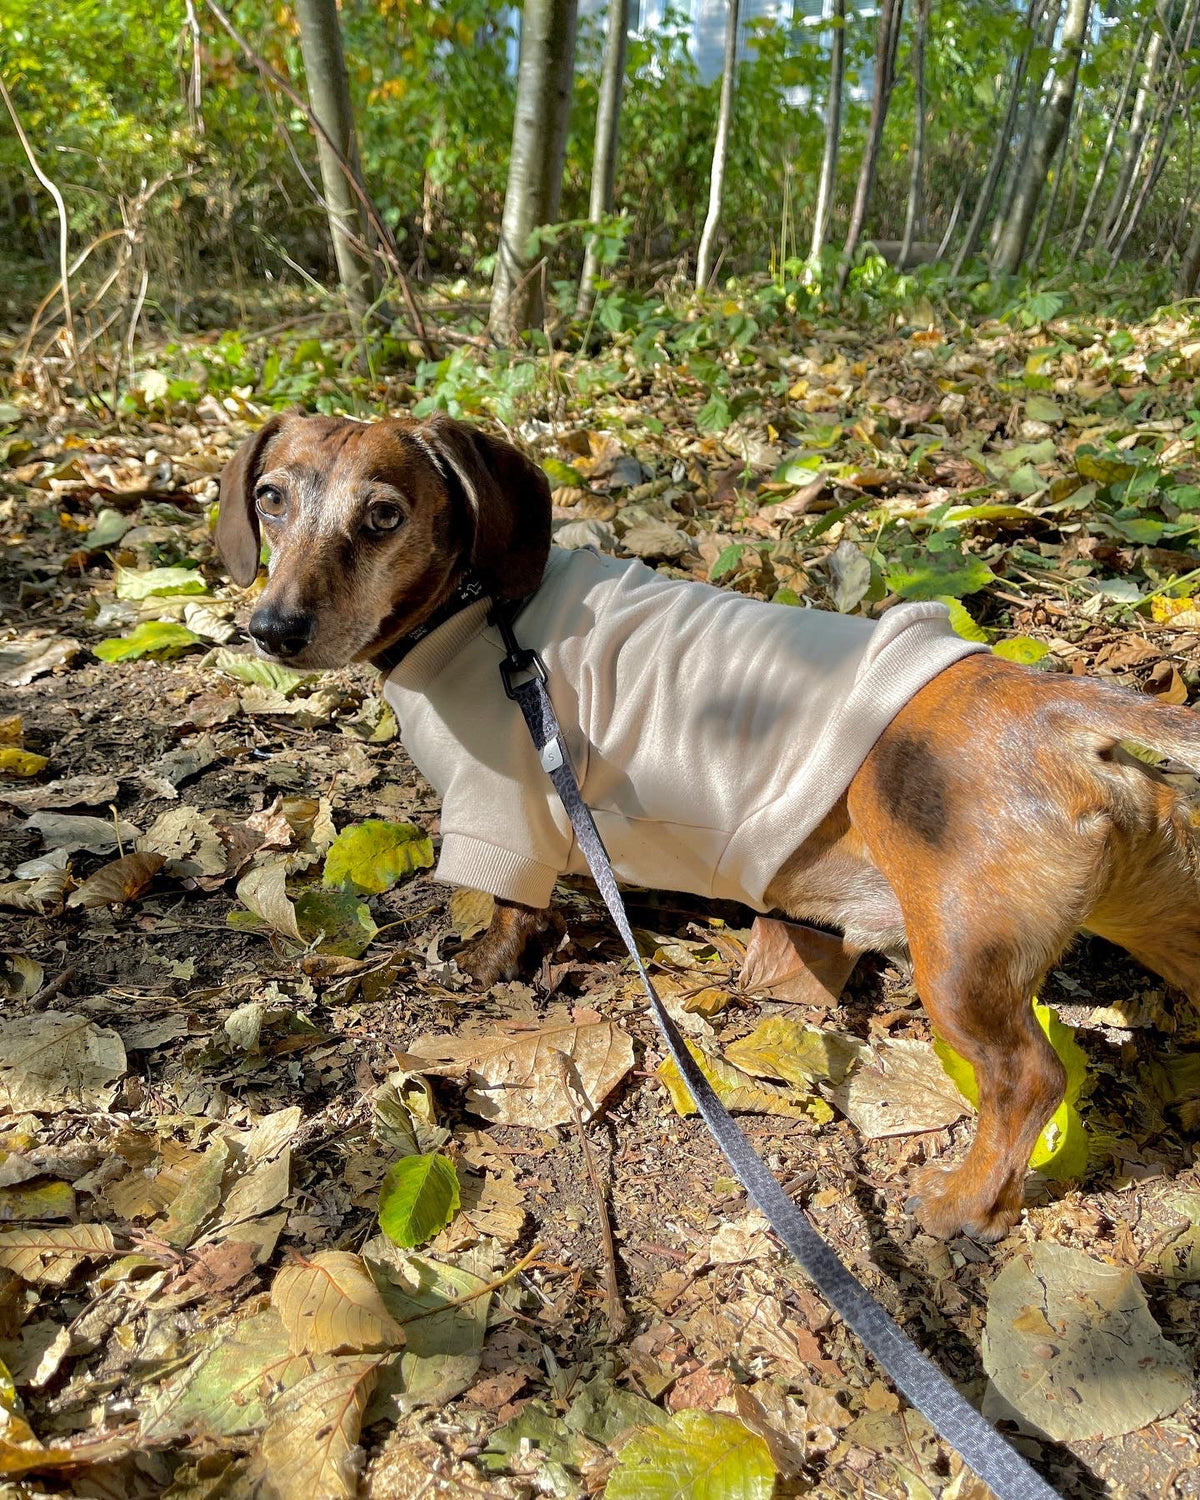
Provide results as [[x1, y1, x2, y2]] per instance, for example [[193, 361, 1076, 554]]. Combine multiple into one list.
[[436, 835, 559, 908]]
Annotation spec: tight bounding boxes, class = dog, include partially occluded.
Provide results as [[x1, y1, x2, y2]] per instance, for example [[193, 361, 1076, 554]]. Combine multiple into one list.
[[217, 412, 1200, 1242]]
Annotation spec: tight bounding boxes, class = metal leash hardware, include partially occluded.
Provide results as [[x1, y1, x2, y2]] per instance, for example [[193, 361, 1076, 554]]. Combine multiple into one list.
[[489, 599, 1059, 1500]]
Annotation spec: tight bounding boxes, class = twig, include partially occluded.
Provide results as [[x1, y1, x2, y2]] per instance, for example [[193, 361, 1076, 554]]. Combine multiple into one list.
[[201, 0, 437, 362], [396, 1242, 545, 1324], [554, 1051, 627, 1340], [0, 74, 87, 395], [31, 966, 77, 1008]]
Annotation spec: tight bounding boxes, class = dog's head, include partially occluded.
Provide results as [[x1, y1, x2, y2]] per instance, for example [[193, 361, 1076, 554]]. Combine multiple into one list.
[[216, 413, 551, 668]]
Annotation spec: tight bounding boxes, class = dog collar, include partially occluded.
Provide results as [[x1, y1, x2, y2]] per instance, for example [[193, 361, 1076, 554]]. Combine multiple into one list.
[[369, 572, 490, 675]]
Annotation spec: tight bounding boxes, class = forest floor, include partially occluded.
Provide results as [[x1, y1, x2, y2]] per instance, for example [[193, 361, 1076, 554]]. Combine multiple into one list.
[[2, 288, 1200, 1499]]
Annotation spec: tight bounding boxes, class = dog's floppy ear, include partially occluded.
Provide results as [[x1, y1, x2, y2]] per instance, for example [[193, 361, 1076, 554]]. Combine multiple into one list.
[[216, 414, 288, 587], [419, 415, 551, 600]]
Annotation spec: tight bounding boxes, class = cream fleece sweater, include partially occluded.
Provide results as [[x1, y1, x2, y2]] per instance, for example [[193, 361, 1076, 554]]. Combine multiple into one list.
[[383, 548, 987, 911]]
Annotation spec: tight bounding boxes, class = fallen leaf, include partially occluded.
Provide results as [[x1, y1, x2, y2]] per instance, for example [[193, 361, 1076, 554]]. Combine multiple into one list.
[[0, 773, 120, 812], [982, 1243, 1192, 1441], [409, 1019, 633, 1126], [201, 647, 315, 696], [0, 637, 80, 687], [234, 860, 301, 941], [726, 1015, 867, 1087], [364, 1236, 495, 1411], [450, 888, 494, 940], [25, 810, 140, 854], [0, 955, 43, 1002], [139, 1307, 309, 1441], [0, 747, 48, 777], [0, 1013, 126, 1113], [65, 851, 164, 909], [93, 621, 202, 661], [0, 1224, 117, 1286], [273, 1250, 404, 1356], [254, 1353, 381, 1500], [322, 819, 433, 894], [606, 1410, 776, 1500], [738, 917, 858, 1005], [828, 1038, 970, 1138], [377, 1155, 461, 1249], [658, 1040, 831, 1122], [114, 564, 207, 599]]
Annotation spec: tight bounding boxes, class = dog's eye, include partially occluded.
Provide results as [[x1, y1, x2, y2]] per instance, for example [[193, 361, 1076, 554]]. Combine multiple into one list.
[[256, 486, 285, 518], [366, 502, 404, 534]]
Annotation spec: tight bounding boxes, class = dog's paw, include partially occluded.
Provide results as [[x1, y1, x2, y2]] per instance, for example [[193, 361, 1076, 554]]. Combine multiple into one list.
[[456, 936, 520, 990], [908, 1163, 1022, 1243]]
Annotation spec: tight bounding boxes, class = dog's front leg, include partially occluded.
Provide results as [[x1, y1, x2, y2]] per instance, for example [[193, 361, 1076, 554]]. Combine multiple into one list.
[[456, 898, 565, 988]]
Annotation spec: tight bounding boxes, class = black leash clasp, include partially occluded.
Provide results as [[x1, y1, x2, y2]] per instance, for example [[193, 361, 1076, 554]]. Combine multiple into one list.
[[490, 599, 548, 700]]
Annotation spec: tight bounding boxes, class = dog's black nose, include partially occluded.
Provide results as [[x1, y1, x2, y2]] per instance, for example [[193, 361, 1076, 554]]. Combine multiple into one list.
[[248, 605, 315, 659]]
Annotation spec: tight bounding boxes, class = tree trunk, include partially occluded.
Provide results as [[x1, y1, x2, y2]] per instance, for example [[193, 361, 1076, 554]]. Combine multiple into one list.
[[491, 0, 579, 340], [837, 0, 905, 293], [1029, 108, 1071, 266], [577, 0, 630, 316], [1069, 19, 1145, 257], [809, 0, 846, 264], [988, 0, 1062, 256], [696, 0, 741, 292], [1177, 207, 1200, 296], [293, 0, 377, 321], [952, 0, 1043, 273], [1109, 0, 1199, 262], [899, 0, 931, 269], [991, 0, 1091, 276], [1099, 24, 1165, 248]]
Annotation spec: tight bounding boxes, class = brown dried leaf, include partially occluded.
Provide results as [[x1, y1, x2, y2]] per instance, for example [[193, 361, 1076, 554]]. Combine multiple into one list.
[[0, 1224, 118, 1286], [408, 1018, 634, 1126], [254, 1354, 381, 1500], [0, 1012, 126, 1113], [739, 917, 858, 1006], [66, 851, 164, 909], [272, 1250, 405, 1356]]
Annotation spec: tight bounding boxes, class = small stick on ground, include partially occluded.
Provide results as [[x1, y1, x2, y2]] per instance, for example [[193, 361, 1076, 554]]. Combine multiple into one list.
[[554, 1051, 626, 1340]]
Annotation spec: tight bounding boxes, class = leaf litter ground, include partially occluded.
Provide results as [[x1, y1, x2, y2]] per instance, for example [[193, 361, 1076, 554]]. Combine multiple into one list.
[[2, 295, 1200, 1497]]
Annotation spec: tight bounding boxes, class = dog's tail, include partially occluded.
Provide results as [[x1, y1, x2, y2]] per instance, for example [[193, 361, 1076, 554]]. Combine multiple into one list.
[[1056, 675, 1200, 773]]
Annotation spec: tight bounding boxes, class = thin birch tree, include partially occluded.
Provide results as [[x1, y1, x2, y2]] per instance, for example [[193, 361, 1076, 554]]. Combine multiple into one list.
[[578, 0, 631, 316], [1099, 22, 1165, 248], [899, 0, 931, 268], [809, 0, 846, 265], [293, 0, 377, 322], [952, 0, 1044, 273], [992, 0, 1091, 275], [837, 0, 905, 293], [696, 0, 741, 291], [491, 0, 579, 340]]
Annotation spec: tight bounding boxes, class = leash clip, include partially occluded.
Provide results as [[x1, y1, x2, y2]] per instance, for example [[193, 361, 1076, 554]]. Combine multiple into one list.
[[491, 599, 548, 699]]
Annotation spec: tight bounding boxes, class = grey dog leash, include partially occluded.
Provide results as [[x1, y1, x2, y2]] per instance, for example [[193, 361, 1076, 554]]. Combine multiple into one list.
[[491, 604, 1058, 1500]]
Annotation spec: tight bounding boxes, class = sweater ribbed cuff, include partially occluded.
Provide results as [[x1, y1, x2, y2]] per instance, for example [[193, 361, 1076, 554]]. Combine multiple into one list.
[[436, 835, 559, 909]]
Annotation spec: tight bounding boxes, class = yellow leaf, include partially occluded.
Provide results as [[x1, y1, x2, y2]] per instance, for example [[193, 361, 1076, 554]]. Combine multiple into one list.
[[0, 747, 47, 778]]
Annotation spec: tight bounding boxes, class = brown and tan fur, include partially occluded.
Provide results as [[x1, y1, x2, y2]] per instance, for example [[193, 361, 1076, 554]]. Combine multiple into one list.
[[219, 412, 1200, 1243]]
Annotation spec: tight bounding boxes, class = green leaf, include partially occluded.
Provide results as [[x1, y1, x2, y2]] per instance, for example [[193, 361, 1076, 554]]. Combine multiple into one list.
[[201, 648, 314, 696], [93, 621, 203, 661], [541, 457, 585, 488], [85, 508, 131, 550], [322, 820, 434, 895], [885, 554, 995, 600], [994, 636, 1049, 665], [114, 565, 208, 600], [935, 999, 1089, 1179], [1167, 485, 1200, 512], [377, 1154, 460, 1248], [709, 543, 746, 580], [294, 889, 378, 958], [937, 596, 990, 643], [606, 1410, 776, 1500], [1076, 452, 1136, 487]]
